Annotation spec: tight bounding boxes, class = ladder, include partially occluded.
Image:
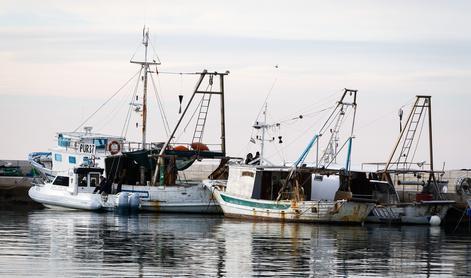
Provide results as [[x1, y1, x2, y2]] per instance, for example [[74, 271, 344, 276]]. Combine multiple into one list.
[[192, 93, 212, 143], [396, 98, 428, 169], [323, 108, 345, 165]]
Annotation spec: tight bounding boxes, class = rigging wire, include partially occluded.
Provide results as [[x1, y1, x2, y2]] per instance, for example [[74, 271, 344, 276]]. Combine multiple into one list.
[[356, 96, 415, 131], [73, 69, 142, 133], [122, 69, 143, 137], [157, 71, 205, 75], [95, 85, 132, 133], [261, 107, 331, 163], [149, 41, 162, 65], [149, 73, 171, 137], [318, 107, 352, 165], [280, 89, 341, 121]]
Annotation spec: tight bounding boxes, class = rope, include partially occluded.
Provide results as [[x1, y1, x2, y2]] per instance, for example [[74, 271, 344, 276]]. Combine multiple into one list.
[[121, 68, 143, 137], [149, 73, 171, 137], [356, 96, 415, 131], [96, 83, 133, 133], [73, 69, 141, 132]]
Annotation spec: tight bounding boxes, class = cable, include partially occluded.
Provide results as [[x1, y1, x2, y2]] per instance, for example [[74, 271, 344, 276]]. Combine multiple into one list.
[[149, 73, 171, 137], [122, 69, 143, 137], [73, 69, 141, 132]]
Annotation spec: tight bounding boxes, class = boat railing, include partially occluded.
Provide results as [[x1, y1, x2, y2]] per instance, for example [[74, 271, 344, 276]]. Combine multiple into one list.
[[119, 141, 164, 153], [169, 142, 223, 153], [119, 142, 223, 153]]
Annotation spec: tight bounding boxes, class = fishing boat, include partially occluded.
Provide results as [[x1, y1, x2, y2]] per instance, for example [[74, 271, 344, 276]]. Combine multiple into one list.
[[208, 89, 375, 223], [103, 67, 228, 213], [360, 95, 455, 225], [28, 166, 140, 211], [28, 27, 229, 213]]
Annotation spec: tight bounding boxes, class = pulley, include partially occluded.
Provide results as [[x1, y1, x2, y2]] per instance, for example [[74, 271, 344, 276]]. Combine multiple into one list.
[[178, 95, 184, 114]]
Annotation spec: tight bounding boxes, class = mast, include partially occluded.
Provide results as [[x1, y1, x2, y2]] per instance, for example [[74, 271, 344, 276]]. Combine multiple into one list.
[[130, 26, 161, 149], [252, 103, 273, 166], [260, 103, 267, 166], [142, 30, 149, 149]]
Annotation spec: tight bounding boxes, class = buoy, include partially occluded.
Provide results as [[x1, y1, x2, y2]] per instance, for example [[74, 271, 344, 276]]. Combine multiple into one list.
[[174, 145, 189, 151], [191, 142, 209, 151], [429, 215, 441, 226], [128, 193, 140, 211]]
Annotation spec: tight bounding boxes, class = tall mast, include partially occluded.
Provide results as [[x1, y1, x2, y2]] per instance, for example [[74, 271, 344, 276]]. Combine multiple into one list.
[[130, 26, 160, 149], [142, 29, 149, 148], [260, 103, 267, 165], [252, 103, 271, 166]]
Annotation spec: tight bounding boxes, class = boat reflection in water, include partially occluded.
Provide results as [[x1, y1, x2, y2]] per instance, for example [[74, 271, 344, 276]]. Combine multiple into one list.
[[1, 210, 471, 277]]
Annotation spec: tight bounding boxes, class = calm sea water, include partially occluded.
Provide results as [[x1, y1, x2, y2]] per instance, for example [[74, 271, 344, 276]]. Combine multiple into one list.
[[1, 209, 471, 277]]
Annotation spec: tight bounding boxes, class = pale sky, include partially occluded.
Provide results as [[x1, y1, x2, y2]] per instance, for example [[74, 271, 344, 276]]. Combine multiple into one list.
[[1, 0, 470, 169]]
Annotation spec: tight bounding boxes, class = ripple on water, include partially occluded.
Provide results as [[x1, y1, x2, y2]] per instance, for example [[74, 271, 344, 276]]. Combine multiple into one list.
[[1, 210, 471, 277]]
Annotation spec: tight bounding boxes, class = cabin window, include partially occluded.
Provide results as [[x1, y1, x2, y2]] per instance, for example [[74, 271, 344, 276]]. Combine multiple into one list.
[[82, 157, 90, 166], [78, 173, 87, 187], [314, 175, 323, 181], [89, 173, 100, 187], [54, 154, 62, 162], [93, 139, 108, 150], [53, 176, 69, 186], [69, 156, 76, 164], [58, 135, 70, 147], [241, 171, 255, 178]]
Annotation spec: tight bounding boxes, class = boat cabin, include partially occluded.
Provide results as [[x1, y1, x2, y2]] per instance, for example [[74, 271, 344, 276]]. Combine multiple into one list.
[[225, 165, 313, 201], [50, 167, 104, 194]]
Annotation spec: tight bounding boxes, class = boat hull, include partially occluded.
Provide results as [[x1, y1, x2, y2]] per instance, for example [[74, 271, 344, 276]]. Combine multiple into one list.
[[121, 183, 221, 214], [366, 201, 454, 225], [28, 185, 106, 210], [210, 186, 374, 224]]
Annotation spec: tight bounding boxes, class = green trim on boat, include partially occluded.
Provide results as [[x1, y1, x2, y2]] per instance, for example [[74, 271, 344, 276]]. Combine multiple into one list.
[[220, 193, 291, 210]]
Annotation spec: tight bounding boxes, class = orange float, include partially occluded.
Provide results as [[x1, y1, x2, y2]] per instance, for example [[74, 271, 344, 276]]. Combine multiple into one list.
[[173, 145, 189, 151], [191, 142, 209, 151]]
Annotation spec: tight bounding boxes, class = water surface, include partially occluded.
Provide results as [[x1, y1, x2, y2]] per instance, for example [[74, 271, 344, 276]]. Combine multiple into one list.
[[1, 209, 471, 277]]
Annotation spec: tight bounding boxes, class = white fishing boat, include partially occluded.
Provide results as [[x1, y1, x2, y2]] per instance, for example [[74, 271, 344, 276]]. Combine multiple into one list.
[[28, 167, 140, 211], [207, 89, 375, 223], [28, 27, 228, 213]]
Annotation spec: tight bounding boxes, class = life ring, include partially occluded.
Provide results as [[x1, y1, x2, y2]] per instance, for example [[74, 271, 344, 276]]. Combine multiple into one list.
[[456, 177, 471, 196], [108, 141, 121, 155]]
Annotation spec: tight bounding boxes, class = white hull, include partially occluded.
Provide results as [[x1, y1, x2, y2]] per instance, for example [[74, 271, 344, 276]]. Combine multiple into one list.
[[28, 184, 114, 211], [367, 201, 454, 225], [208, 184, 374, 223], [29, 181, 220, 214], [120, 183, 221, 214]]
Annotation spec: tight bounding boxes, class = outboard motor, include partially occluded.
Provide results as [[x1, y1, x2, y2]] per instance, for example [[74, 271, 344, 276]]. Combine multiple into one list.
[[116, 192, 130, 212]]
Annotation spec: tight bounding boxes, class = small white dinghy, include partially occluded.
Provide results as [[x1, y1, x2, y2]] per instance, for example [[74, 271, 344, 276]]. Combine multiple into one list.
[[28, 167, 140, 211]]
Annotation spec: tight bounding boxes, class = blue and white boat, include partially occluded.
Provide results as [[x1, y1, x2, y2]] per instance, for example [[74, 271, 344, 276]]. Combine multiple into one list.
[[208, 89, 375, 224], [29, 127, 127, 181]]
